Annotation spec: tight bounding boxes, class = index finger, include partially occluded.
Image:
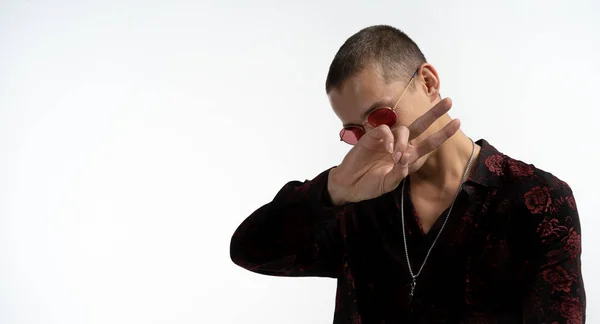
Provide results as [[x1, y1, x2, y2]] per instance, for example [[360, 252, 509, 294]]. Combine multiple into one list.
[[408, 97, 453, 141]]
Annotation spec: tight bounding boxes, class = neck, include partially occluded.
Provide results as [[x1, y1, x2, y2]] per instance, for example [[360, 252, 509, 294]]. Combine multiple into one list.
[[410, 126, 480, 193]]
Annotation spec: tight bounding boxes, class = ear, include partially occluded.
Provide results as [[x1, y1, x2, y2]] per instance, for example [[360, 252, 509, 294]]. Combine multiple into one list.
[[418, 63, 441, 102]]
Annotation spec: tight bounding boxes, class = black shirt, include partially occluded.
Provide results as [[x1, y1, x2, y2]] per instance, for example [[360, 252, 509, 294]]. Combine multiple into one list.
[[230, 139, 585, 323]]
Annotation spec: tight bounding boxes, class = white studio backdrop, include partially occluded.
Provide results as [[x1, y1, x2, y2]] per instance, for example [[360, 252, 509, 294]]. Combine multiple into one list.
[[1, 0, 598, 323]]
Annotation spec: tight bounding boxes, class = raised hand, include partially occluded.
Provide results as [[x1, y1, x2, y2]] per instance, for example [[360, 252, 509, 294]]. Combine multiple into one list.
[[327, 98, 460, 205]]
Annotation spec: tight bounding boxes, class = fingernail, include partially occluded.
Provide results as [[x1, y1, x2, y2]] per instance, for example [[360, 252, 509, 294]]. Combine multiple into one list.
[[394, 151, 403, 163], [388, 143, 394, 154]]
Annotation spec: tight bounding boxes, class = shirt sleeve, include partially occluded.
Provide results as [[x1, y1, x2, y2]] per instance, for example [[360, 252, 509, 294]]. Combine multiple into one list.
[[229, 168, 352, 278], [522, 178, 586, 323]]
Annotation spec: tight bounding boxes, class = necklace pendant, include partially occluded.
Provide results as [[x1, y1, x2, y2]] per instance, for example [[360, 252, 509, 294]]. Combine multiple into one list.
[[409, 278, 417, 302]]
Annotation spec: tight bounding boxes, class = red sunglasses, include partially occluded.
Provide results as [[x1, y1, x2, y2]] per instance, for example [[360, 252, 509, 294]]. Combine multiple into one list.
[[339, 69, 419, 145]]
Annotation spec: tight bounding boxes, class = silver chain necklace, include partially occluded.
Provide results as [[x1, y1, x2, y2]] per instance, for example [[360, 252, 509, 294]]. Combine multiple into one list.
[[401, 138, 475, 303]]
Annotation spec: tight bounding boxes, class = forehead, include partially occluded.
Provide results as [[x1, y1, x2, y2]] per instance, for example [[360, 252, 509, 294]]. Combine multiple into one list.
[[328, 68, 402, 126]]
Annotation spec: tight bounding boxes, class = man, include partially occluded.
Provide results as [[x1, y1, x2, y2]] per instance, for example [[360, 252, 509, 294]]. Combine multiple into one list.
[[230, 25, 585, 323]]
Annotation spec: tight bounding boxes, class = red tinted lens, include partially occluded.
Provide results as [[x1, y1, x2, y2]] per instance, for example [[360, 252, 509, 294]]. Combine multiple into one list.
[[367, 108, 397, 127], [340, 127, 364, 145]]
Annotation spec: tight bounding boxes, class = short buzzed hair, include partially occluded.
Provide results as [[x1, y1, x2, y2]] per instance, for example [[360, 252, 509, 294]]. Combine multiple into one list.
[[325, 25, 427, 93]]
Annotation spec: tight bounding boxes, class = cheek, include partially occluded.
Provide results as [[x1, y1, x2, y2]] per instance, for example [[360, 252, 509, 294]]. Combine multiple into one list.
[[393, 111, 418, 129]]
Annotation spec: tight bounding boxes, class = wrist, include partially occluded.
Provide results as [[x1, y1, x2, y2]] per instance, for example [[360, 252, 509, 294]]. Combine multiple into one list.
[[327, 168, 348, 206]]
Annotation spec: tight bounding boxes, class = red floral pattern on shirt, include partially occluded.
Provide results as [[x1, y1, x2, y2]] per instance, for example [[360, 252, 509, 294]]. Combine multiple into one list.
[[524, 185, 552, 214], [484, 154, 504, 175], [537, 218, 568, 241], [560, 297, 583, 324], [566, 196, 577, 210], [565, 228, 582, 261], [542, 266, 572, 293], [507, 159, 535, 177]]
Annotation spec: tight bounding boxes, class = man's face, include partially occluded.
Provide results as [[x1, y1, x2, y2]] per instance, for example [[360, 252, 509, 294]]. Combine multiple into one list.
[[328, 65, 440, 146]]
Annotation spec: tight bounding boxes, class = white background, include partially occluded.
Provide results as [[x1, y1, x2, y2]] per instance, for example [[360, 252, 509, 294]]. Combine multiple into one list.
[[1, 0, 599, 323]]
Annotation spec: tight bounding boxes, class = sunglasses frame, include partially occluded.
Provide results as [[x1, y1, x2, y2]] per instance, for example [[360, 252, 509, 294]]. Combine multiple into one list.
[[339, 68, 420, 145]]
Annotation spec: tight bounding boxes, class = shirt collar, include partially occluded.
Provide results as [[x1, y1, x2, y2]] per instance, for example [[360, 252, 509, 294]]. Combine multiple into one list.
[[465, 138, 504, 189]]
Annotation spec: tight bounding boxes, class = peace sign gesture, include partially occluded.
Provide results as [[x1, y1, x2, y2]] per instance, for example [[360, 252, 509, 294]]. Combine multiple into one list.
[[327, 98, 460, 205]]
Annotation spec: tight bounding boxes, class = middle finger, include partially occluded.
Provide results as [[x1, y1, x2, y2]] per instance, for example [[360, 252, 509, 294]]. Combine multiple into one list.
[[407, 97, 453, 141]]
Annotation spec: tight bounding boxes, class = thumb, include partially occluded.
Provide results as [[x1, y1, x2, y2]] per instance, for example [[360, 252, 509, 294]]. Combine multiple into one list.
[[360, 125, 395, 152]]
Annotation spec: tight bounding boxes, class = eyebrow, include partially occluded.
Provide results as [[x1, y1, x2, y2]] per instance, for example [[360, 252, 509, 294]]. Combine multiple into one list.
[[342, 100, 395, 128]]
